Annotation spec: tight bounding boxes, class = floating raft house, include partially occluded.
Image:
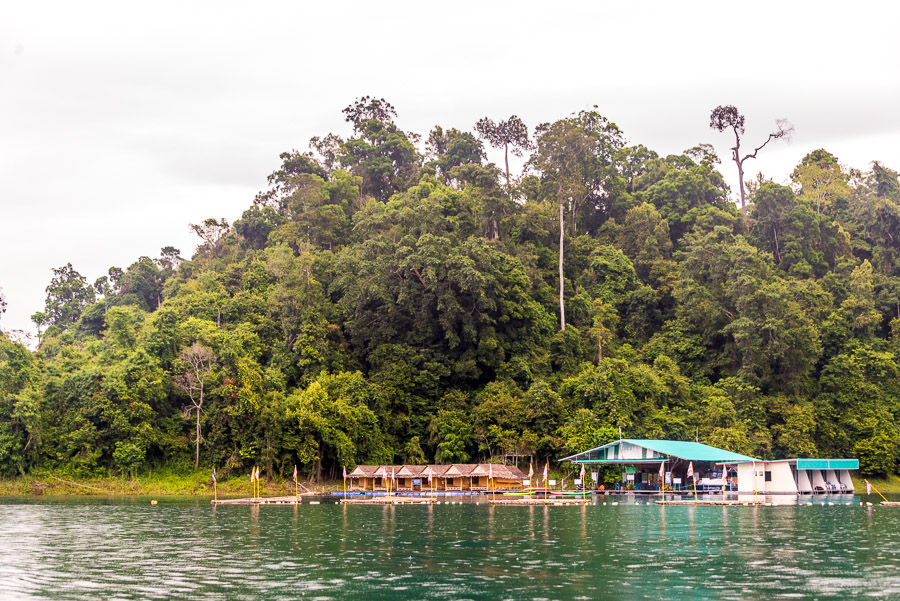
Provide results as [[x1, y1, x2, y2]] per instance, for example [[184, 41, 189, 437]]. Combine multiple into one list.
[[346, 464, 526, 493], [562, 439, 858, 495]]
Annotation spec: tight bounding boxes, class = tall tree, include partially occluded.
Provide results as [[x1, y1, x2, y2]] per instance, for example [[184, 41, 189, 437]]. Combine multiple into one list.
[[474, 115, 533, 186], [529, 110, 625, 330], [709, 105, 793, 221], [175, 343, 217, 469]]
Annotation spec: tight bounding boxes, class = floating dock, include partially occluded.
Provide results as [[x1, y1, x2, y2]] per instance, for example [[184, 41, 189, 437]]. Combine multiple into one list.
[[880, 501, 900, 506], [656, 499, 764, 506], [212, 496, 303, 506], [340, 497, 433, 505], [491, 497, 589, 506]]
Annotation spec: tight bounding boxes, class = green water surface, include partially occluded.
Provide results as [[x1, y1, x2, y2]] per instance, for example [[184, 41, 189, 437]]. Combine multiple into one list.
[[0, 495, 897, 600]]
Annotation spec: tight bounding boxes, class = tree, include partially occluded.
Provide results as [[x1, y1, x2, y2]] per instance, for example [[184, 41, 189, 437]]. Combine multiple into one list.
[[41, 263, 95, 329], [342, 96, 398, 132], [529, 110, 625, 330], [709, 105, 793, 220], [790, 149, 849, 215], [426, 126, 486, 184], [175, 343, 217, 469], [190, 218, 231, 255], [474, 115, 533, 186]]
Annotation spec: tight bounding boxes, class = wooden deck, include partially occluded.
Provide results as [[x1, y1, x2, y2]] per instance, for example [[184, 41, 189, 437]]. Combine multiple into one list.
[[656, 499, 764, 506], [340, 497, 434, 505], [491, 498, 589, 506], [212, 495, 302, 506], [881, 501, 900, 506]]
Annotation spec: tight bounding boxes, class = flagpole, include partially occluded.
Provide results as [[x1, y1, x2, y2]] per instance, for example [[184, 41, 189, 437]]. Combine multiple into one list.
[[343, 467, 347, 501], [294, 465, 298, 502]]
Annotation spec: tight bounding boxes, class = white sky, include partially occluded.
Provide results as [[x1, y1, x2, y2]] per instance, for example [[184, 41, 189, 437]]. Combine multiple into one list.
[[2, 0, 899, 339]]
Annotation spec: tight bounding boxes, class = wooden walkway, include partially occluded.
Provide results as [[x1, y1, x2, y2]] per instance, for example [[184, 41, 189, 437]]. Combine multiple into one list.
[[491, 498, 589, 506], [212, 496, 302, 506], [340, 497, 433, 505], [656, 499, 764, 506]]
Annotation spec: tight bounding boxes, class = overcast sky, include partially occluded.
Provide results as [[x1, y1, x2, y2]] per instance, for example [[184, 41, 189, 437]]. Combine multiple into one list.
[[2, 0, 899, 339]]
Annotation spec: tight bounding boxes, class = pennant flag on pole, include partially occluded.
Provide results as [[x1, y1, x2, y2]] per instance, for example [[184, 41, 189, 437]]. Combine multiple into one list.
[[427, 467, 433, 483], [543, 461, 549, 483], [659, 461, 665, 481], [687, 461, 694, 480], [250, 467, 255, 483], [489, 463, 493, 479], [580, 464, 586, 478], [343, 466, 347, 480], [212, 468, 217, 483], [867, 480, 872, 496], [528, 461, 534, 480], [293, 465, 297, 483]]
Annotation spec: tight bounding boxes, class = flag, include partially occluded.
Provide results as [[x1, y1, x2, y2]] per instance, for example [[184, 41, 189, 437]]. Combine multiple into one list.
[[543, 461, 549, 483], [391, 467, 395, 482], [527, 462, 534, 479], [867, 480, 872, 495], [292, 465, 297, 483], [687, 461, 694, 480], [659, 461, 665, 481], [427, 467, 432, 483], [212, 468, 217, 483], [250, 467, 255, 483], [343, 466, 347, 480], [580, 464, 586, 478], [489, 464, 493, 480]]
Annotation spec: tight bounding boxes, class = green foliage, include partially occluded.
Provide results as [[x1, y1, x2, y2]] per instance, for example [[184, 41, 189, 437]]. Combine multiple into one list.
[[9, 102, 900, 481]]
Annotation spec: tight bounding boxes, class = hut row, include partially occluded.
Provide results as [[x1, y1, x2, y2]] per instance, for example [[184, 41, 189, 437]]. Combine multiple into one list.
[[347, 464, 527, 492]]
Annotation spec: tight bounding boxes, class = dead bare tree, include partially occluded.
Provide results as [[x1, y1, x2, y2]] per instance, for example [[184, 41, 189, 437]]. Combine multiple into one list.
[[175, 343, 216, 470], [709, 105, 793, 221]]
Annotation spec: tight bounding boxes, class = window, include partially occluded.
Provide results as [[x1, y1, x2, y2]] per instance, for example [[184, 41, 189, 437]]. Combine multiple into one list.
[[764, 471, 772, 482]]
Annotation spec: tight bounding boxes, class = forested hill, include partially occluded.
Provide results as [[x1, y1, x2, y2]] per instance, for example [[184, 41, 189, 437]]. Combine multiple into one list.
[[3, 98, 900, 482]]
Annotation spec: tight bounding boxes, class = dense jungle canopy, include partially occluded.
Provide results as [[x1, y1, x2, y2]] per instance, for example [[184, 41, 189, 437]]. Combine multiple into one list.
[[3, 98, 900, 480]]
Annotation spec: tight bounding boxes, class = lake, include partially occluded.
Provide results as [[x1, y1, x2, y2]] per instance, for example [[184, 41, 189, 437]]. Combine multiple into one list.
[[0, 494, 898, 600]]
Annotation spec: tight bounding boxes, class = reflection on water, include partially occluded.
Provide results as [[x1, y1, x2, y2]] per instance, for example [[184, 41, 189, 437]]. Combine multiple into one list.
[[0, 495, 898, 600]]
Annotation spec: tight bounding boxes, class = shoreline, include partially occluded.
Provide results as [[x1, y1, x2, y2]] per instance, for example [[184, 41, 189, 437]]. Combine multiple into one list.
[[2, 472, 899, 497]]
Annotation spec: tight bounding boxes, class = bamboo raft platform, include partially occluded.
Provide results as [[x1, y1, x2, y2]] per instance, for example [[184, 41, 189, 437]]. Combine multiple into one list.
[[880, 501, 900, 506], [212, 496, 303, 506], [491, 497, 589, 506], [340, 497, 434, 505], [656, 499, 764, 506]]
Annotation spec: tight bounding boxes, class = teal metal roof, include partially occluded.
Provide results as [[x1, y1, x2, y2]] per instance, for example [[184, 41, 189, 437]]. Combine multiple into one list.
[[723, 458, 859, 470], [795, 458, 859, 470], [560, 439, 758, 463], [621, 440, 757, 462]]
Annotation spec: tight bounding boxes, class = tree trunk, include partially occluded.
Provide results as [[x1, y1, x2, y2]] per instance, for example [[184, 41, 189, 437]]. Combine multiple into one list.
[[195, 408, 201, 470], [503, 143, 510, 186], [598, 333, 603, 364], [559, 201, 566, 331]]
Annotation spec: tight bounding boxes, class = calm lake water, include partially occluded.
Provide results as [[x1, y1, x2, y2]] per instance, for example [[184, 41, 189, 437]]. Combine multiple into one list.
[[0, 494, 898, 600]]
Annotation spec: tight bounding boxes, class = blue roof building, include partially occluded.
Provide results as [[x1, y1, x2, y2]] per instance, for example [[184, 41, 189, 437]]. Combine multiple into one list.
[[561, 439, 858, 495]]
